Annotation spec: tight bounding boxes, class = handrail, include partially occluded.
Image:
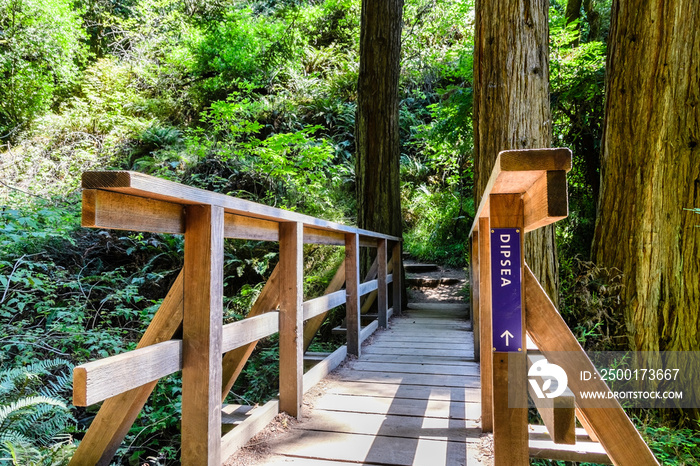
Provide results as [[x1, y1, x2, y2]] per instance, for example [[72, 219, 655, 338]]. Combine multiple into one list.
[[70, 170, 403, 465], [469, 148, 659, 465]]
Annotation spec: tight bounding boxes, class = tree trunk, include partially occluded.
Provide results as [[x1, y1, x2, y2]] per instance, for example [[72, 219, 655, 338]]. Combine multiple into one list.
[[473, 0, 559, 303], [592, 0, 700, 357], [355, 0, 404, 304]]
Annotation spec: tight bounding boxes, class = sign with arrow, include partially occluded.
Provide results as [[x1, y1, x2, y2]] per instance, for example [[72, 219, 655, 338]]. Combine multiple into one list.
[[490, 228, 522, 352]]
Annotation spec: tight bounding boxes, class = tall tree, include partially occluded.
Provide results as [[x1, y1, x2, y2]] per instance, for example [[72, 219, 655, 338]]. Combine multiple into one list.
[[473, 0, 559, 301], [355, 0, 403, 240], [592, 0, 700, 358]]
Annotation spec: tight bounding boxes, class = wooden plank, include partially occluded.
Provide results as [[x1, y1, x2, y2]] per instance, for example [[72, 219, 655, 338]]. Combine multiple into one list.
[[335, 369, 481, 389], [469, 148, 572, 235], [181, 204, 224, 465], [523, 170, 568, 232], [524, 263, 660, 465], [478, 216, 493, 433], [360, 346, 473, 358], [73, 340, 181, 406], [529, 436, 611, 464], [82, 189, 184, 234], [392, 241, 402, 314], [266, 429, 479, 465], [297, 410, 481, 442], [490, 193, 528, 466], [349, 361, 478, 377], [82, 171, 401, 242], [377, 239, 388, 328], [359, 319, 378, 343], [222, 312, 279, 353], [221, 400, 279, 459], [225, 213, 278, 241], [302, 290, 346, 321], [312, 393, 481, 420], [279, 222, 304, 418], [471, 231, 480, 362], [358, 279, 378, 297], [345, 233, 361, 356], [529, 425, 595, 442], [360, 354, 475, 366], [326, 381, 481, 403], [303, 346, 347, 393], [527, 354, 576, 445], [69, 271, 184, 466], [364, 341, 472, 350]]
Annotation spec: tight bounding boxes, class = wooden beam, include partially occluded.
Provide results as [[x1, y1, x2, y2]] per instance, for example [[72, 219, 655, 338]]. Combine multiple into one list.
[[360, 258, 393, 314], [523, 171, 568, 232], [278, 222, 304, 418], [69, 271, 184, 466], [489, 193, 528, 466], [345, 233, 361, 357], [471, 231, 480, 362], [529, 435, 611, 464], [469, 148, 572, 236], [358, 279, 378, 297], [220, 400, 279, 459], [303, 290, 346, 322], [391, 242, 402, 314], [524, 264, 659, 466], [303, 346, 347, 394], [478, 217, 493, 432], [222, 312, 279, 353], [82, 171, 401, 242], [73, 340, 181, 407], [377, 239, 388, 328], [181, 205, 224, 465], [527, 354, 576, 445], [82, 189, 184, 234], [225, 214, 278, 241]]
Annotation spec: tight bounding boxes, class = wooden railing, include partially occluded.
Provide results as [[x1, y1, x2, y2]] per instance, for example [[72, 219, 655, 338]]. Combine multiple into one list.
[[70, 171, 402, 465], [470, 148, 659, 465]]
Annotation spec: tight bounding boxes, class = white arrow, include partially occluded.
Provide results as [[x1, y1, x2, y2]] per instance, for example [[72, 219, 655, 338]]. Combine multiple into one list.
[[500, 330, 514, 346]]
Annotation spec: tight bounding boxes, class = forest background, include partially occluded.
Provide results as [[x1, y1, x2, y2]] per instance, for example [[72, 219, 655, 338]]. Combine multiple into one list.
[[0, 0, 697, 464]]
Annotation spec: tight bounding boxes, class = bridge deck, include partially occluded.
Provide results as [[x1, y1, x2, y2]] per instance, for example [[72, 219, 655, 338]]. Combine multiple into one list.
[[244, 303, 487, 465]]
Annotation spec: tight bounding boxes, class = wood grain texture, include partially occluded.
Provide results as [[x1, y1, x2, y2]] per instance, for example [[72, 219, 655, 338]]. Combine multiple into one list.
[[303, 260, 346, 352], [81, 171, 400, 242], [524, 263, 659, 465], [523, 171, 569, 233], [279, 222, 304, 417], [391, 241, 402, 314], [471, 232, 480, 362], [358, 279, 378, 297], [221, 400, 279, 459], [221, 312, 279, 353], [527, 354, 575, 445], [345, 233, 361, 356], [73, 340, 182, 406], [489, 194, 528, 465], [302, 290, 346, 322], [478, 217, 492, 432], [377, 239, 388, 328], [181, 204, 224, 465], [69, 271, 184, 466]]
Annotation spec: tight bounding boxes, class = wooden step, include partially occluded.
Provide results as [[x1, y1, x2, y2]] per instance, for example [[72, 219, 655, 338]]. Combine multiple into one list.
[[404, 263, 440, 273], [529, 426, 611, 464], [407, 276, 463, 287]]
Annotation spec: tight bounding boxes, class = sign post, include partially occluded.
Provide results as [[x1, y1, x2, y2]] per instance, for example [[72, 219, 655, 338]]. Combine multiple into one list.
[[490, 228, 523, 353]]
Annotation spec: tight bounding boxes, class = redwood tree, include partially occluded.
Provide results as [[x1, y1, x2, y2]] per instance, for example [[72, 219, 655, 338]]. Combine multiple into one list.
[[355, 0, 403, 239], [473, 0, 559, 301], [592, 1, 700, 356]]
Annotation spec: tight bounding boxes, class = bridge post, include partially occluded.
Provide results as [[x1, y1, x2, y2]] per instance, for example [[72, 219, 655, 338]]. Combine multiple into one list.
[[478, 217, 493, 433], [279, 222, 304, 418], [391, 241, 402, 314], [345, 233, 361, 356], [377, 238, 388, 328], [489, 193, 528, 465], [471, 231, 480, 362], [181, 205, 224, 465]]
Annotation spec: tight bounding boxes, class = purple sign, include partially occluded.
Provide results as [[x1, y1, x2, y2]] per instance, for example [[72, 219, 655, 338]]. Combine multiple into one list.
[[490, 228, 522, 352]]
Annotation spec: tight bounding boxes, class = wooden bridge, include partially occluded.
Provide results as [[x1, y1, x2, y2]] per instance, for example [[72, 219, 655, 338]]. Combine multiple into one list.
[[69, 148, 659, 466]]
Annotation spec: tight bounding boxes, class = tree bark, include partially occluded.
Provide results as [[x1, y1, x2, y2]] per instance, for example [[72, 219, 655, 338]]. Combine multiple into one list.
[[355, 0, 403, 240], [592, 0, 700, 356], [473, 0, 559, 303], [355, 0, 404, 308]]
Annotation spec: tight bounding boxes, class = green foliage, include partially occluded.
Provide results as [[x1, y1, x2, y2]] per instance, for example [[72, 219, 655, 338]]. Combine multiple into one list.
[[0, 0, 88, 139], [403, 183, 473, 267], [0, 359, 76, 464]]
